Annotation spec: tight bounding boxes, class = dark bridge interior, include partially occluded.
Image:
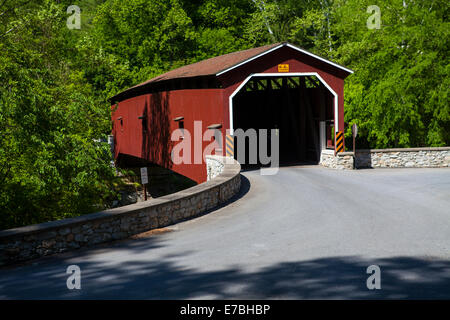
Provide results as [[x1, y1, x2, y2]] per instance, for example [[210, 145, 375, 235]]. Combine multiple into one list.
[[233, 76, 334, 167]]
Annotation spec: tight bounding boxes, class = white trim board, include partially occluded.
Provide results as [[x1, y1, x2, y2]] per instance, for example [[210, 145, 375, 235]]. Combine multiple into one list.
[[228, 72, 339, 135], [216, 43, 354, 77]]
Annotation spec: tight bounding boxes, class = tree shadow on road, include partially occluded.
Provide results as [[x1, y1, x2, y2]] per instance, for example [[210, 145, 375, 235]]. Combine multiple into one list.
[[1, 241, 450, 299]]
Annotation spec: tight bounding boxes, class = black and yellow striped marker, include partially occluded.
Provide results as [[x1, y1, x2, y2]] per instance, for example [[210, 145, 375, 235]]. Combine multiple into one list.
[[335, 131, 344, 153], [226, 134, 234, 157]]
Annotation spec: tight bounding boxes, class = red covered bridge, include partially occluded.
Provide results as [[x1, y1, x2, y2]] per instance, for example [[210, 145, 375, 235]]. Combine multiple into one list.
[[110, 42, 353, 183]]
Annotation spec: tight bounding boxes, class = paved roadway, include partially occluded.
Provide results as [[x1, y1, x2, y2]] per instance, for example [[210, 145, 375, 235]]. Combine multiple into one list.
[[1, 166, 450, 299]]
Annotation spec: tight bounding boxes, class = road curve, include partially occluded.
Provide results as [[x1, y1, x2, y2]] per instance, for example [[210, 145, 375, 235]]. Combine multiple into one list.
[[1, 166, 450, 299]]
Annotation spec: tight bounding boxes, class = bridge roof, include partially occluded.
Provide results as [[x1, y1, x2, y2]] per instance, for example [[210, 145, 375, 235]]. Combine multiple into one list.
[[110, 42, 353, 103]]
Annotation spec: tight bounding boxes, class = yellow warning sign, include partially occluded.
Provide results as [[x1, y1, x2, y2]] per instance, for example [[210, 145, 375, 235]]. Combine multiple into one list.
[[335, 131, 344, 153], [226, 134, 234, 157], [278, 64, 289, 72]]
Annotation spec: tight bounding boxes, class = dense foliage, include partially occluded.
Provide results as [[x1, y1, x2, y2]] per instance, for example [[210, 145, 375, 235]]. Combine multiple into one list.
[[0, 0, 118, 229], [0, 0, 448, 229]]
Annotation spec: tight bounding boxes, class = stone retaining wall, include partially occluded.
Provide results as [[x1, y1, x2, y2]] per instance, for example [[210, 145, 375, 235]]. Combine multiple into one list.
[[355, 147, 450, 168], [320, 150, 354, 170], [0, 156, 241, 266], [320, 147, 449, 170]]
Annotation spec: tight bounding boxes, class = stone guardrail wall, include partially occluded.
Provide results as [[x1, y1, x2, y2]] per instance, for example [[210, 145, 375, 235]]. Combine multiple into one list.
[[0, 156, 241, 266], [355, 147, 450, 168], [320, 150, 354, 170], [320, 147, 450, 170]]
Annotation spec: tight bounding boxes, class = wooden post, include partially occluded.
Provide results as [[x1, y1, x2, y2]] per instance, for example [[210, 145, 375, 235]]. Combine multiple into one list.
[[352, 123, 358, 169], [353, 132, 355, 154]]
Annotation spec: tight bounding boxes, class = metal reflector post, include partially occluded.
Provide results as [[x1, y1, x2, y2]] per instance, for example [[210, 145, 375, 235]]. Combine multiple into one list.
[[140, 167, 148, 201]]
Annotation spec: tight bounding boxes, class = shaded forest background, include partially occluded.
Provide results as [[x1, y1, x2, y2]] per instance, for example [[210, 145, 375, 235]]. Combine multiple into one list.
[[0, 0, 448, 229]]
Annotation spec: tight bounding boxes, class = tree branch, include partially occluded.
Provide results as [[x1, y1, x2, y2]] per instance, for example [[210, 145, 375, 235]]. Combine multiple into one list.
[[1, 25, 17, 37]]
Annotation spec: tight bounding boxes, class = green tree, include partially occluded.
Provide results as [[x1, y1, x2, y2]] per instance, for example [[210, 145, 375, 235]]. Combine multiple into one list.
[[0, 1, 119, 229], [331, 0, 449, 147]]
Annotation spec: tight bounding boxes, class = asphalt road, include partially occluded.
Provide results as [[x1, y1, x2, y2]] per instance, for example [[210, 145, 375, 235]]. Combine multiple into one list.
[[1, 166, 450, 299]]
